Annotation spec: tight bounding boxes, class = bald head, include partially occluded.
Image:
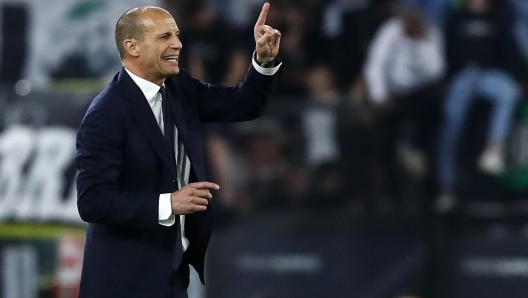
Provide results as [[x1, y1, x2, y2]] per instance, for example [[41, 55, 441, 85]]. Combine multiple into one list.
[[115, 6, 171, 60]]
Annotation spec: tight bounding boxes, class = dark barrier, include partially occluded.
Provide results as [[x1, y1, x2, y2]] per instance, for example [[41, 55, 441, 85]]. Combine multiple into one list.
[[454, 235, 528, 298], [206, 212, 422, 298]]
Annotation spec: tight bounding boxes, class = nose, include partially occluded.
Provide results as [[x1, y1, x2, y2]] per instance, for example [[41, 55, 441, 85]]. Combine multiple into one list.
[[171, 35, 182, 50]]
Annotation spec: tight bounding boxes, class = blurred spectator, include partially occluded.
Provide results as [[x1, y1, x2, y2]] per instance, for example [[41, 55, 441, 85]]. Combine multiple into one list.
[[364, 6, 445, 111], [240, 129, 290, 210], [218, 114, 303, 212], [302, 64, 341, 168], [322, 0, 370, 90], [511, 0, 528, 57], [301, 64, 349, 210], [363, 6, 445, 203], [435, 0, 525, 212], [265, 0, 324, 96], [175, 0, 250, 86], [323, 0, 397, 91], [336, 79, 377, 215]]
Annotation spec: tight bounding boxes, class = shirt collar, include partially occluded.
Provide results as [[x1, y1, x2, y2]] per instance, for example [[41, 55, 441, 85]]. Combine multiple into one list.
[[124, 68, 163, 102]]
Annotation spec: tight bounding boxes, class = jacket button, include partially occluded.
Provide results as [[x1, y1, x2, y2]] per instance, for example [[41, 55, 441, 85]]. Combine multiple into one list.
[[172, 179, 176, 183]]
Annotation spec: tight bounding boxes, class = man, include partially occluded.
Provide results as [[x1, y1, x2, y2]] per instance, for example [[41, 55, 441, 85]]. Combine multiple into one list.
[[75, 3, 281, 298], [436, 0, 524, 212], [364, 7, 445, 107], [363, 6, 445, 202]]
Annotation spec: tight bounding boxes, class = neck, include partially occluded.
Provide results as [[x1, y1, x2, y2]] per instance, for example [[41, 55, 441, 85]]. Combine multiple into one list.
[[122, 60, 165, 86]]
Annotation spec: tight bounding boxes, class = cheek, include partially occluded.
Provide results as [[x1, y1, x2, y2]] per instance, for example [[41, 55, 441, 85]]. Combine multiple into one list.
[[149, 53, 161, 67]]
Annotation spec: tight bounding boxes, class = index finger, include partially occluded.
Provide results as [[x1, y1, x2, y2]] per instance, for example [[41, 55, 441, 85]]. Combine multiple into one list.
[[256, 2, 270, 26], [190, 181, 220, 190]]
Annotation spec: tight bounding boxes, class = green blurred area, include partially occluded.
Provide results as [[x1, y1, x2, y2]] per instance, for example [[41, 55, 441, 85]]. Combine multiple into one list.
[[0, 223, 86, 239]]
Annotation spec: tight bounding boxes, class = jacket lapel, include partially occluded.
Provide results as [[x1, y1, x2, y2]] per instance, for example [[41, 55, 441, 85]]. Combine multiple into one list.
[[165, 82, 203, 181], [119, 69, 177, 180]]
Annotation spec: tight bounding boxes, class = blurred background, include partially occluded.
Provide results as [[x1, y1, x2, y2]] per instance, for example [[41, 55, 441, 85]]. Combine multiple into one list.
[[0, 0, 527, 297]]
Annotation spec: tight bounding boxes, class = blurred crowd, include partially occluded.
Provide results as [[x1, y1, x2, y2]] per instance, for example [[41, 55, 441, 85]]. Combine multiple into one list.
[[159, 0, 528, 220]]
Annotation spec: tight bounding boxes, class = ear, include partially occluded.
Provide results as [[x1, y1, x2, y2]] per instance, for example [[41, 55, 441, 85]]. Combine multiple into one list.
[[124, 39, 140, 58]]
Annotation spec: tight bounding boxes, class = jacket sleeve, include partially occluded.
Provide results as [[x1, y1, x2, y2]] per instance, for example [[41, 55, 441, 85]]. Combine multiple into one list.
[[75, 101, 159, 230], [190, 62, 282, 123]]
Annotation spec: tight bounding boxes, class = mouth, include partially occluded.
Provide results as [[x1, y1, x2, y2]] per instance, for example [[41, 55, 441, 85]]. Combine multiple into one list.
[[162, 55, 179, 65]]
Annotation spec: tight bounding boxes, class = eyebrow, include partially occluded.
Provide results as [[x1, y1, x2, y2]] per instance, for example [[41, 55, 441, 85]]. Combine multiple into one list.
[[155, 30, 180, 39]]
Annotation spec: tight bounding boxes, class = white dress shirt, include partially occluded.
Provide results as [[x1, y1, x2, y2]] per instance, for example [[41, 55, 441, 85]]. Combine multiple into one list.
[[365, 18, 446, 103], [124, 56, 280, 251]]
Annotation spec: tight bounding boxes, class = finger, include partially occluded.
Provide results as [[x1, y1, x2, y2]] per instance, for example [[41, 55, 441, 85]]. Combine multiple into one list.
[[268, 30, 277, 48], [190, 181, 220, 190], [258, 25, 272, 37], [193, 189, 213, 200], [265, 29, 274, 45], [191, 197, 209, 206], [191, 204, 207, 212], [257, 32, 272, 48], [256, 2, 270, 27], [273, 30, 281, 47], [261, 25, 272, 32]]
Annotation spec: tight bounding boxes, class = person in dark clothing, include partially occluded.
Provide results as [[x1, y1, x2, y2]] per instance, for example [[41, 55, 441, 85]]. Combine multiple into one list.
[[177, 0, 250, 86], [435, 0, 525, 212]]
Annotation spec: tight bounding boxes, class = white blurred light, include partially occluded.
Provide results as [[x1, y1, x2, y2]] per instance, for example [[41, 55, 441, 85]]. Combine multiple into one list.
[[15, 80, 32, 96]]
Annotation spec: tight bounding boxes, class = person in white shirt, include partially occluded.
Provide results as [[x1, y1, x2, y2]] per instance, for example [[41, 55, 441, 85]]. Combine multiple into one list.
[[363, 6, 445, 199], [365, 7, 445, 106]]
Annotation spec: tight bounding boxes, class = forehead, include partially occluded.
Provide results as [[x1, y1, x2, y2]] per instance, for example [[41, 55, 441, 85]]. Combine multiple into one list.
[[140, 10, 179, 34]]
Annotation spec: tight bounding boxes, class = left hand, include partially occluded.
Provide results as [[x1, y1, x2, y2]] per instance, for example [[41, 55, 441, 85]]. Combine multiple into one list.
[[254, 2, 281, 64]]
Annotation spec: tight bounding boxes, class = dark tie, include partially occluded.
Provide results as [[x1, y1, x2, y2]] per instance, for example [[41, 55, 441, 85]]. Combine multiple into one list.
[[160, 86, 177, 171], [160, 86, 184, 269], [160, 86, 186, 270], [161, 87, 187, 190]]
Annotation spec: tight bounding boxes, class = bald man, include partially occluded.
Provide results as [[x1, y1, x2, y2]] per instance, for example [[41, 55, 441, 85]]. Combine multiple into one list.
[[75, 4, 281, 298]]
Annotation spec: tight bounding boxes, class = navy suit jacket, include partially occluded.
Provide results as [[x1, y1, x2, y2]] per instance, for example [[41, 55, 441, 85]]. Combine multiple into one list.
[[75, 64, 280, 298]]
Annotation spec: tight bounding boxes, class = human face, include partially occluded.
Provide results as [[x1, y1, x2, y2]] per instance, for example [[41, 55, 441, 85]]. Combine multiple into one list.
[[137, 10, 182, 85]]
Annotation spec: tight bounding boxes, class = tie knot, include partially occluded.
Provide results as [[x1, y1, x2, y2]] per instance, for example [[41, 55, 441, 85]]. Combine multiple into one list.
[[159, 86, 169, 104]]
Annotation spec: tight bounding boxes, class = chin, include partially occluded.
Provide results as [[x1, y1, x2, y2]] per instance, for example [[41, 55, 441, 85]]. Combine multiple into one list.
[[167, 67, 180, 75]]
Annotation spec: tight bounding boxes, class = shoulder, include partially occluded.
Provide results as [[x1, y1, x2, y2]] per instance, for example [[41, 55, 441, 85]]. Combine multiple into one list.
[[371, 18, 404, 45], [167, 68, 196, 86], [165, 68, 212, 95], [83, 80, 127, 125], [380, 18, 403, 34], [89, 87, 121, 113], [369, 18, 402, 50]]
